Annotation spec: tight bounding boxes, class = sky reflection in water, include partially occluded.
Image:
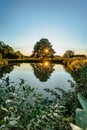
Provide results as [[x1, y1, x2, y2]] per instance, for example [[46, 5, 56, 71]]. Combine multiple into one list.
[[2, 62, 74, 97]]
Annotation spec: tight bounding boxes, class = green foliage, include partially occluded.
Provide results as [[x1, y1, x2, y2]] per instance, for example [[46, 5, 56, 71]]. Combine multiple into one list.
[[0, 41, 23, 59], [68, 65, 87, 130], [0, 77, 72, 130], [63, 64, 87, 130], [71, 65, 87, 97], [75, 94, 87, 130]]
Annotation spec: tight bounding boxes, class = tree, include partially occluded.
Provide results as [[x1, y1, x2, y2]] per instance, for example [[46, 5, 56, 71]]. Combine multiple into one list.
[[0, 41, 14, 58], [0, 41, 23, 59], [32, 38, 55, 58], [63, 50, 74, 58], [4, 45, 14, 58], [11, 51, 23, 59]]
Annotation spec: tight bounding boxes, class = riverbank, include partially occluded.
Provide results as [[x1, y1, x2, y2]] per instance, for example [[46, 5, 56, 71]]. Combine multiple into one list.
[[7, 57, 64, 64], [1, 57, 87, 71], [63, 57, 87, 72]]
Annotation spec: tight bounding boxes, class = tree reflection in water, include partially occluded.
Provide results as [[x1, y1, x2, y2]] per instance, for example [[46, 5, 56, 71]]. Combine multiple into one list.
[[0, 63, 21, 79], [30, 61, 55, 82]]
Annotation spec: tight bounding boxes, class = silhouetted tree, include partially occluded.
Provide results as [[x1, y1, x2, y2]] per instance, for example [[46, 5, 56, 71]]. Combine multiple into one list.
[[32, 38, 55, 58]]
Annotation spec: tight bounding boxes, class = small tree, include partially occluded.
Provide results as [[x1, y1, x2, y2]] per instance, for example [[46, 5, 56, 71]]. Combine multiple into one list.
[[32, 38, 55, 58], [63, 50, 74, 58]]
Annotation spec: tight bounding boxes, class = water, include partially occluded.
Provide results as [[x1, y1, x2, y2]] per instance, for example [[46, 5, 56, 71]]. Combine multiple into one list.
[[0, 61, 74, 97]]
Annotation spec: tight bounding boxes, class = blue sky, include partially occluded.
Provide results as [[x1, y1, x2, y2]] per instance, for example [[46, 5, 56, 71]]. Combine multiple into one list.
[[0, 0, 87, 55]]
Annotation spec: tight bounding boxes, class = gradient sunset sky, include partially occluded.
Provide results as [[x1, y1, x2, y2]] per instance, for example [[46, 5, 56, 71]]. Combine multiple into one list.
[[0, 0, 87, 55]]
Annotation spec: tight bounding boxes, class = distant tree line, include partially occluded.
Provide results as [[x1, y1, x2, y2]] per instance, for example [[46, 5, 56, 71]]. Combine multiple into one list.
[[0, 41, 23, 60], [63, 50, 86, 58], [0, 39, 86, 60]]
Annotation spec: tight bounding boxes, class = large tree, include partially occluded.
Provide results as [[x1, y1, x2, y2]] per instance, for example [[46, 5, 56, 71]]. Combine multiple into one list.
[[32, 38, 55, 58]]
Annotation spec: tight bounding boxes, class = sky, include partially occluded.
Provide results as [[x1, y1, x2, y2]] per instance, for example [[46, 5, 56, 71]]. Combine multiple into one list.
[[0, 0, 87, 56]]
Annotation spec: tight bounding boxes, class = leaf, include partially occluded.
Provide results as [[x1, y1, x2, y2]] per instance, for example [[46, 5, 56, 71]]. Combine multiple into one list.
[[8, 120, 18, 126], [0, 124, 6, 129], [78, 94, 87, 111], [0, 120, 5, 124], [53, 112, 58, 117], [76, 108, 87, 130], [5, 99, 12, 103], [1, 106, 8, 112], [27, 124, 31, 130], [9, 116, 20, 121], [70, 123, 82, 130]]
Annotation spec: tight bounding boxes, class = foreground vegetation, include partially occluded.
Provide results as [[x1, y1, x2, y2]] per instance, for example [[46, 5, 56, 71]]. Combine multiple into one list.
[[0, 77, 72, 130], [0, 64, 87, 130]]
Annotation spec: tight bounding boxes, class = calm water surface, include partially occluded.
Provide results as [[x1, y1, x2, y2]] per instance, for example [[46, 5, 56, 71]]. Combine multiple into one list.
[[1, 62, 74, 97]]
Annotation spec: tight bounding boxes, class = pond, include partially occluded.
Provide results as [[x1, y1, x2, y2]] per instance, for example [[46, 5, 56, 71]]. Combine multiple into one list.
[[0, 61, 74, 98]]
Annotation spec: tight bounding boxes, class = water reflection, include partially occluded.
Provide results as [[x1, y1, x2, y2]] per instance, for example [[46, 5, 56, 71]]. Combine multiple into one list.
[[0, 66, 13, 78], [30, 61, 55, 82], [0, 63, 21, 79]]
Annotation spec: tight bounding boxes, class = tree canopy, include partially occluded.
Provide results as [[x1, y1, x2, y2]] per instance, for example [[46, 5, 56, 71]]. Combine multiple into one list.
[[32, 38, 55, 58], [0, 41, 23, 59]]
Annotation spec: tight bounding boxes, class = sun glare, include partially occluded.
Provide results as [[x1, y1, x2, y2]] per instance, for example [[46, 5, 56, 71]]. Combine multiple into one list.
[[43, 61, 49, 67], [44, 49, 49, 53]]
